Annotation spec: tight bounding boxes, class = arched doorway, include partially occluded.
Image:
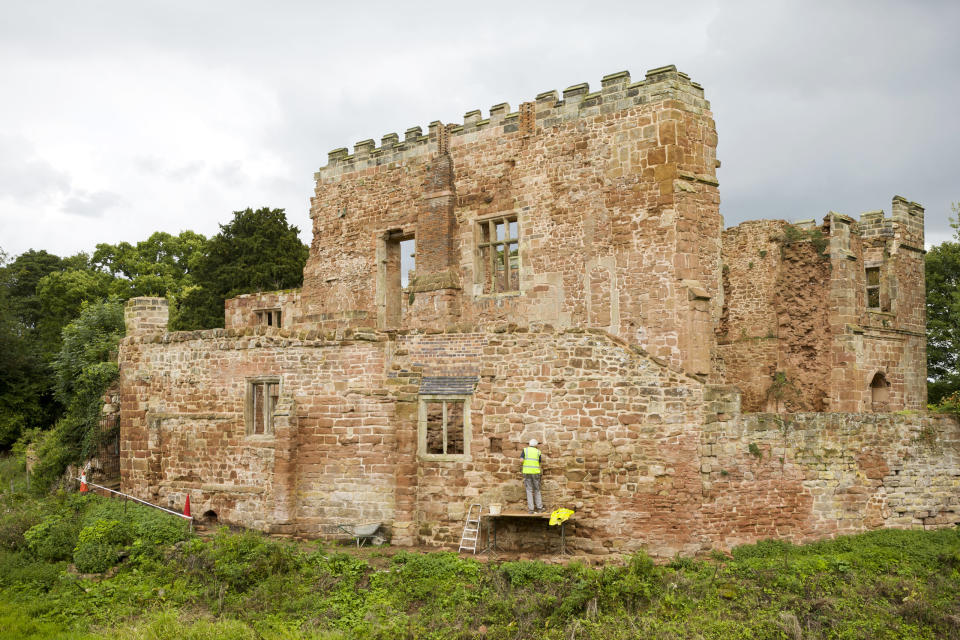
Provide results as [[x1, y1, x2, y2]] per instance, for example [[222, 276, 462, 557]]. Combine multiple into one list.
[[870, 372, 889, 412]]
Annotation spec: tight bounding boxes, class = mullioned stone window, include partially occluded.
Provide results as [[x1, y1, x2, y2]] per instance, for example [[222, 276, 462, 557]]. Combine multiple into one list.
[[418, 394, 471, 461], [477, 215, 519, 294], [255, 308, 282, 327], [246, 377, 279, 436]]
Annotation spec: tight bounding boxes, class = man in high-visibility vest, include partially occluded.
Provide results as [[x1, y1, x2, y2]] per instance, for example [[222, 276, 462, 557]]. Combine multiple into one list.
[[521, 438, 544, 514]]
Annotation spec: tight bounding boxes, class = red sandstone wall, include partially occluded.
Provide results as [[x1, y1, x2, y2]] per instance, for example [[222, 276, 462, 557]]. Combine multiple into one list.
[[717, 221, 786, 410], [393, 329, 708, 555], [300, 67, 720, 376], [118, 316, 958, 558], [118, 327, 396, 534], [827, 201, 927, 412], [699, 409, 960, 550], [720, 202, 927, 413]]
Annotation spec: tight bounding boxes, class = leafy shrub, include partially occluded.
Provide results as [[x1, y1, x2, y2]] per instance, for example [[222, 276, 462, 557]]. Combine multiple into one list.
[[499, 559, 566, 587], [24, 514, 80, 561], [73, 519, 132, 573], [82, 496, 191, 553], [208, 529, 301, 592]]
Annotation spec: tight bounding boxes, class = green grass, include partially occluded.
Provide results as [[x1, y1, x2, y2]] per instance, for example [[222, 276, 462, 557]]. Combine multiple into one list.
[[2, 454, 960, 639]]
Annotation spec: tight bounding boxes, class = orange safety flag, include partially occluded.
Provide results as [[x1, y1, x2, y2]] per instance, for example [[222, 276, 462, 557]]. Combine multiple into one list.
[[183, 494, 191, 518], [79, 473, 88, 493]]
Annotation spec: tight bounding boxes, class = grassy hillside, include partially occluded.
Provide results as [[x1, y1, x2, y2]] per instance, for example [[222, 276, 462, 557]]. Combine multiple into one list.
[[2, 456, 960, 639]]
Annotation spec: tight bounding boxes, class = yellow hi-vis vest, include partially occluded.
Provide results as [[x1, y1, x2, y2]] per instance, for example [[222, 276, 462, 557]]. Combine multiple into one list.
[[522, 447, 542, 474]]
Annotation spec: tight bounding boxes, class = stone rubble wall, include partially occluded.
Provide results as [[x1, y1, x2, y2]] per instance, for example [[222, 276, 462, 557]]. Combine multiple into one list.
[[118, 313, 958, 557], [118, 325, 395, 534], [718, 201, 926, 413], [699, 407, 960, 551]]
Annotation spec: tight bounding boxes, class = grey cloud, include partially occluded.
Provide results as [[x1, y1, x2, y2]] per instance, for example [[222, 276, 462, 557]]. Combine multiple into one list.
[[212, 162, 247, 187], [61, 190, 124, 218], [133, 155, 205, 181], [1, 1, 957, 256], [0, 134, 70, 201], [694, 0, 960, 241]]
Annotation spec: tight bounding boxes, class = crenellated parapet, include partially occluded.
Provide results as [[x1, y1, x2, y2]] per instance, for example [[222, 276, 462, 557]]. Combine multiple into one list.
[[858, 196, 925, 250], [315, 65, 709, 182]]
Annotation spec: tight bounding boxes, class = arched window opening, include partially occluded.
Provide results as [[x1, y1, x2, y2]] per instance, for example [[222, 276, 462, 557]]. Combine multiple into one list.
[[200, 510, 219, 525], [870, 373, 889, 412]]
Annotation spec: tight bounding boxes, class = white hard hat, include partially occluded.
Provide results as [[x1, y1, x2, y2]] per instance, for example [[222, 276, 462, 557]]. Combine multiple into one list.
[[529, 439, 538, 447]]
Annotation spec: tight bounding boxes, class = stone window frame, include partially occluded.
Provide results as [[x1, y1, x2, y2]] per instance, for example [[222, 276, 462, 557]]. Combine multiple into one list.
[[417, 394, 471, 462], [255, 308, 282, 327], [475, 213, 520, 295], [865, 266, 881, 310], [245, 376, 280, 437]]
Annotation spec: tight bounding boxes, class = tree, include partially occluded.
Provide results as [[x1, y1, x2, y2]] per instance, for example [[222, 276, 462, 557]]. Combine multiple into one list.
[[35, 265, 113, 358], [176, 208, 308, 330], [92, 230, 207, 327], [926, 204, 960, 405], [31, 300, 125, 488], [2, 249, 66, 338], [0, 249, 81, 447]]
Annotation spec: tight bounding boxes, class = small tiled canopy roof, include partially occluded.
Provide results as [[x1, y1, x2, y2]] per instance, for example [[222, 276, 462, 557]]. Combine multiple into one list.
[[418, 376, 478, 396]]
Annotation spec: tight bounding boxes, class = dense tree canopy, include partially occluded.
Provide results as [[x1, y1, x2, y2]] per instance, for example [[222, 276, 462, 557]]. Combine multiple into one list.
[[92, 230, 207, 329], [926, 206, 960, 405], [0, 205, 305, 470], [176, 207, 308, 330]]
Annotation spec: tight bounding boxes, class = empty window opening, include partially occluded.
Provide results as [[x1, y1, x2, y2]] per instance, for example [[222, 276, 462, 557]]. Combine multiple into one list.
[[255, 308, 281, 327], [247, 379, 279, 435], [384, 232, 414, 327], [400, 238, 416, 288], [870, 372, 889, 411], [478, 215, 519, 294], [865, 267, 880, 310], [425, 400, 464, 455]]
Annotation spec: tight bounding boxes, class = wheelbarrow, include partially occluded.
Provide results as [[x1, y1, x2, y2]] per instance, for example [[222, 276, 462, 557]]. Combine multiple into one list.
[[337, 523, 384, 547]]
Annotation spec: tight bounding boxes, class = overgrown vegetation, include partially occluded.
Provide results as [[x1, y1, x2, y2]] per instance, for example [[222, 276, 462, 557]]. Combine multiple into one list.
[[2, 455, 960, 640], [779, 223, 829, 258], [0, 207, 308, 485], [927, 204, 960, 406]]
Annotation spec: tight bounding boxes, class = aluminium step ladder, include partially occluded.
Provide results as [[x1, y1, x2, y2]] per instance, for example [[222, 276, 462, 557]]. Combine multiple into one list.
[[458, 504, 483, 554]]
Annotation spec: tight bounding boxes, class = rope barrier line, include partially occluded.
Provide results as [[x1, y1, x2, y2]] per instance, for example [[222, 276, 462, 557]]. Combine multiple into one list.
[[75, 477, 192, 521]]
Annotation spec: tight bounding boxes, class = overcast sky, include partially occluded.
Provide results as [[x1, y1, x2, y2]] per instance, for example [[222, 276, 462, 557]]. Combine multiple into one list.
[[1, 0, 958, 261]]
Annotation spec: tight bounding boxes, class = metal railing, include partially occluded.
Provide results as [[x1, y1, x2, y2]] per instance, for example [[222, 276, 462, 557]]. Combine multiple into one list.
[[77, 478, 193, 532]]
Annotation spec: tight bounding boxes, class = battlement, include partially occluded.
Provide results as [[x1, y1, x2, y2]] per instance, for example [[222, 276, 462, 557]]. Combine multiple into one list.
[[315, 65, 709, 182], [857, 195, 924, 249], [124, 297, 169, 336]]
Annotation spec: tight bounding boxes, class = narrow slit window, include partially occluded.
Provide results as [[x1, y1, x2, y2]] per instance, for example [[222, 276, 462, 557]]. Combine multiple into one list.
[[865, 267, 880, 309]]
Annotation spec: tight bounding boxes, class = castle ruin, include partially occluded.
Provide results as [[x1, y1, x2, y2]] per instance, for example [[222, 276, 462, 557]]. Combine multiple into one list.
[[117, 66, 958, 556]]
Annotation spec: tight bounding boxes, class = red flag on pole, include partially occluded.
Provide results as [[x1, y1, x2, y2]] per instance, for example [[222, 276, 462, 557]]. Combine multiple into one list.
[[183, 494, 191, 518]]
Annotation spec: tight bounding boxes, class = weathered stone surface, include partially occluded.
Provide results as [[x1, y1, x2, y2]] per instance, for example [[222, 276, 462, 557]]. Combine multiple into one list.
[[116, 68, 947, 558]]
